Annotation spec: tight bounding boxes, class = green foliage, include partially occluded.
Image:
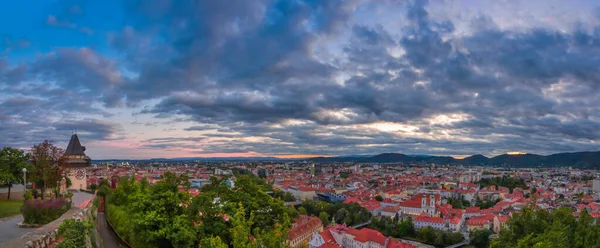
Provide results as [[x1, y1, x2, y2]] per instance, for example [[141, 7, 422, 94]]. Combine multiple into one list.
[[29, 141, 65, 199], [318, 211, 330, 226], [199, 236, 228, 248], [88, 183, 98, 191], [23, 190, 33, 200], [257, 169, 267, 179], [447, 197, 471, 209], [478, 176, 528, 193], [104, 172, 295, 248], [491, 207, 600, 248], [56, 219, 90, 248], [272, 190, 296, 202], [231, 203, 255, 248], [299, 200, 371, 226], [0, 147, 30, 200], [298, 207, 307, 215], [470, 229, 493, 248], [476, 199, 501, 209], [375, 195, 384, 201], [339, 171, 351, 179], [397, 219, 416, 237], [417, 227, 437, 244]]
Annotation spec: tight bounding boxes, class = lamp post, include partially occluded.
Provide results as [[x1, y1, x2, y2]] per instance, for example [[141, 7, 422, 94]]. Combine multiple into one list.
[[22, 168, 27, 197], [22, 168, 27, 187]]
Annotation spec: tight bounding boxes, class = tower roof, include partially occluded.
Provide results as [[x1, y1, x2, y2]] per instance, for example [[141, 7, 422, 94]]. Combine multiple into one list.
[[65, 134, 86, 156]]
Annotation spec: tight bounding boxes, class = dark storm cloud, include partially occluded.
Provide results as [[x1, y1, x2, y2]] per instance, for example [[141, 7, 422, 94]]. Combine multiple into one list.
[[3, 0, 600, 156], [130, 1, 600, 154]]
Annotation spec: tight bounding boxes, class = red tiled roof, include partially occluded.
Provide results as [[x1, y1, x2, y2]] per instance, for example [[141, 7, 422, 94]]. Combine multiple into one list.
[[466, 207, 481, 213], [360, 200, 381, 211], [399, 193, 440, 208], [298, 186, 315, 192], [288, 215, 322, 240], [496, 215, 510, 223], [468, 216, 489, 226], [449, 217, 461, 225], [415, 213, 445, 224], [347, 228, 387, 245], [387, 240, 415, 248], [382, 206, 400, 213]]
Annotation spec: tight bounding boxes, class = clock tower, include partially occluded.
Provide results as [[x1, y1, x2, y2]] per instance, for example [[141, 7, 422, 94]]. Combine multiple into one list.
[[62, 134, 92, 190]]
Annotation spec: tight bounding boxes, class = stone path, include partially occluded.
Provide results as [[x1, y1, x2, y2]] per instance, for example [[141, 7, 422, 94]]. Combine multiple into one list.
[[0, 215, 30, 243], [97, 212, 124, 248], [0, 192, 94, 245]]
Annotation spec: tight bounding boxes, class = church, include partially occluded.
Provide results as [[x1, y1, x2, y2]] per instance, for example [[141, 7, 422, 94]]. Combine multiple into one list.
[[398, 193, 441, 216], [62, 134, 92, 190]]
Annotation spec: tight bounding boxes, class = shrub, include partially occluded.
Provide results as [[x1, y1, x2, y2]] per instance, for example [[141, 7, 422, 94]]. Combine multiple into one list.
[[24, 190, 33, 200], [56, 219, 88, 248], [21, 198, 72, 224], [88, 183, 98, 191]]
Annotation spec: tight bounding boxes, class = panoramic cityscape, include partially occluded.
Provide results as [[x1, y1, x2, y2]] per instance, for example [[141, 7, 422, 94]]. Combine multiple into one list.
[[2, 0, 600, 248]]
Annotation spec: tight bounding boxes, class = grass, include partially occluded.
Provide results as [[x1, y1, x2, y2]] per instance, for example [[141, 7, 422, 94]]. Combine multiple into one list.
[[0, 199, 24, 218]]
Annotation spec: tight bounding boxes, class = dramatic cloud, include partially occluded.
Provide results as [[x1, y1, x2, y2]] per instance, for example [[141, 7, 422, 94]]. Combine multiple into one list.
[[2, 0, 600, 158]]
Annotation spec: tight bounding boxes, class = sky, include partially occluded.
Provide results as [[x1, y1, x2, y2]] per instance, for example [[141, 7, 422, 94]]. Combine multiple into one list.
[[1, 0, 600, 159]]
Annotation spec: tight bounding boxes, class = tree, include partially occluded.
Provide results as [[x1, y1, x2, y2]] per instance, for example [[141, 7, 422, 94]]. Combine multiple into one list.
[[231, 203, 255, 248], [375, 195, 384, 201], [335, 208, 348, 224], [490, 207, 600, 248], [257, 169, 267, 179], [319, 212, 330, 226], [29, 141, 65, 199], [298, 207, 307, 215], [199, 236, 228, 248], [397, 219, 415, 237], [418, 227, 436, 243], [470, 229, 493, 248], [0, 147, 30, 200]]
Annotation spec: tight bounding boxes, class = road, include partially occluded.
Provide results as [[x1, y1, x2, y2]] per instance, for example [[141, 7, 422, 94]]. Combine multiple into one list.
[[0, 192, 94, 243]]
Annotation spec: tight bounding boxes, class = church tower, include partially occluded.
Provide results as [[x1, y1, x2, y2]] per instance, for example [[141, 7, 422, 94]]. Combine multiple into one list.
[[430, 194, 435, 208], [421, 194, 427, 208], [62, 134, 92, 190]]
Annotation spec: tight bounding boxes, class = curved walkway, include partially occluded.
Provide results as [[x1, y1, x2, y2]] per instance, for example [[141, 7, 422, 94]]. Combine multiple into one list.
[[0, 192, 94, 245], [97, 212, 123, 248]]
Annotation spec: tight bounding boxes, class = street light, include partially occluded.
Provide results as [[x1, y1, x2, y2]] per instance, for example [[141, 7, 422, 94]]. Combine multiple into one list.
[[22, 168, 27, 189]]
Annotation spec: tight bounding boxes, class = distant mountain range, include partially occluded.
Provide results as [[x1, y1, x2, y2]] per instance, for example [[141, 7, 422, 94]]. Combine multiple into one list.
[[309, 151, 600, 167], [92, 151, 600, 167]]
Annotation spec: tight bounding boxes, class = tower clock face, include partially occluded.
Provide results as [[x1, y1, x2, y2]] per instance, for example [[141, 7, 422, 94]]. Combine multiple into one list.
[[75, 169, 85, 180]]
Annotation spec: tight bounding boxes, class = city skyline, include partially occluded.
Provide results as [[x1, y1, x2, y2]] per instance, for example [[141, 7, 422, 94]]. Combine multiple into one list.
[[2, 0, 600, 159]]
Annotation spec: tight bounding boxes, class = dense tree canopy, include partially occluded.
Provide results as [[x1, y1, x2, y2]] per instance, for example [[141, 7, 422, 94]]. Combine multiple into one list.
[[491, 207, 600, 248], [478, 177, 528, 193], [447, 197, 470, 209], [299, 200, 371, 226], [105, 172, 297, 248]]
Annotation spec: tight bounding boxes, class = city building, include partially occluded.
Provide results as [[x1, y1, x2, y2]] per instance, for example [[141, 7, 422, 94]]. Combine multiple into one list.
[[399, 193, 441, 216], [309, 224, 414, 248], [288, 215, 324, 247]]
